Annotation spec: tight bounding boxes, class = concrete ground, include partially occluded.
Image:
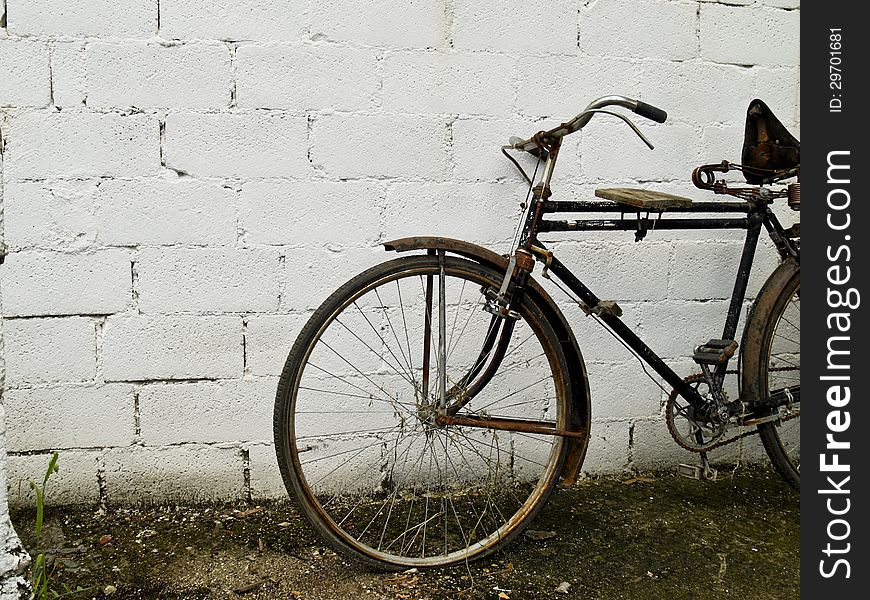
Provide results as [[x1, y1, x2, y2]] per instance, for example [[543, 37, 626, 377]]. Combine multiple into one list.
[[10, 466, 798, 600]]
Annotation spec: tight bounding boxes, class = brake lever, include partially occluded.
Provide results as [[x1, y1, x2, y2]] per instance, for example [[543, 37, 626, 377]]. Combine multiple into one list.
[[587, 109, 655, 150]]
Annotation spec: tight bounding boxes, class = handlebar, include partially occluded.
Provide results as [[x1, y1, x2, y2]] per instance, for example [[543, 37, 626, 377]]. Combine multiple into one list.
[[508, 95, 667, 153]]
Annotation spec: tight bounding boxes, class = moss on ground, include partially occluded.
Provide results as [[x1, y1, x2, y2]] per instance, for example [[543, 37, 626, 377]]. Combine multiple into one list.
[[10, 466, 798, 599]]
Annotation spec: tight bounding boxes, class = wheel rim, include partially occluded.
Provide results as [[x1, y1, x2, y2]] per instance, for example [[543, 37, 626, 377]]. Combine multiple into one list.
[[286, 258, 567, 566], [763, 280, 800, 475]]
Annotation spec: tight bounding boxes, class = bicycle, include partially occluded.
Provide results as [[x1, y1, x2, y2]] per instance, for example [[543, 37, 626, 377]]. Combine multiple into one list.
[[273, 95, 800, 570]]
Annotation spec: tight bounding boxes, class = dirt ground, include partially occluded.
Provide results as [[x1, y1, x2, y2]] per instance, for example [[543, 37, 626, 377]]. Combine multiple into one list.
[[10, 466, 799, 600]]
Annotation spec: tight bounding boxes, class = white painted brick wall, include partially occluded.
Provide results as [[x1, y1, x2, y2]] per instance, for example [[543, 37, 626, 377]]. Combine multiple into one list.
[[1, 0, 800, 507]]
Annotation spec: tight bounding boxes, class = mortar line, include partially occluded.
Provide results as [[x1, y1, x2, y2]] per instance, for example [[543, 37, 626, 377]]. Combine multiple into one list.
[[444, 0, 455, 49], [228, 42, 238, 109], [47, 42, 56, 107], [96, 453, 108, 509], [130, 254, 141, 313], [94, 316, 107, 383], [241, 316, 249, 376], [133, 386, 142, 443], [242, 447, 252, 503]]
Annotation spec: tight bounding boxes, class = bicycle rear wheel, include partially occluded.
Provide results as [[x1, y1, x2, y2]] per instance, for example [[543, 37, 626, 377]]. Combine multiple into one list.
[[745, 259, 800, 489], [274, 254, 571, 569]]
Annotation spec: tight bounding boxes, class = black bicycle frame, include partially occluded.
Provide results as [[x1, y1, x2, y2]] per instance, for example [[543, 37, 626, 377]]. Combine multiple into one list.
[[500, 138, 799, 413]]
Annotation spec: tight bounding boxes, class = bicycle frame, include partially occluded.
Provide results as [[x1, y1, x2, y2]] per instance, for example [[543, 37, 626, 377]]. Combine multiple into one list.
[[476, 136, 799, 418]]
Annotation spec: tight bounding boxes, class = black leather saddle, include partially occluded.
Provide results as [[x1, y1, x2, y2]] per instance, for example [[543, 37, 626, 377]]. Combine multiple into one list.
[[741, 99, 800, 184]]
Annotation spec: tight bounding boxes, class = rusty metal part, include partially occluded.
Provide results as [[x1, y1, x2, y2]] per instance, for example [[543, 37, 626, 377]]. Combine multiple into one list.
[[741, 99, 800, 183], [436, 414, 588, 440], [382, 236, 592, 484], [785, 223, 800, 238], [692, 161, 793, 201], [739, 257, 799, 408], [513, 248, 535, 272], [666, 372, 799, 453], [665, 374, 729, 452], [787, 182, 800, 210]]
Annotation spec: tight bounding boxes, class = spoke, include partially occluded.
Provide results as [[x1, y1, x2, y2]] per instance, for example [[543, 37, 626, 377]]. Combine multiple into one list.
[[318, 339, 417, 418], [302, 364, 416, 415], [395, 280, 416, 382], [335, 313, 415, 387], [451, 429, 524, 512], [370, 290, 418, 386]]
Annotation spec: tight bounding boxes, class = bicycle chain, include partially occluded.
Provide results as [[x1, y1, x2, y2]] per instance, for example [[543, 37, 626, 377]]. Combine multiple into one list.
[[665, 371, 799, 453]]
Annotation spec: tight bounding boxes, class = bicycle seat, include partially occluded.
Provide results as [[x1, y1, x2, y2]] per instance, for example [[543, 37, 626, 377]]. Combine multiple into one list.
[[594, 188, 693, 210], [741, 99, 799, 184]]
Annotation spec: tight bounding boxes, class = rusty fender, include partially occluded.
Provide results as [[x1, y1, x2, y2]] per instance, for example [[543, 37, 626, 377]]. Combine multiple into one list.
[[383, 236, 592, 486], [740, 256, 799, 406]]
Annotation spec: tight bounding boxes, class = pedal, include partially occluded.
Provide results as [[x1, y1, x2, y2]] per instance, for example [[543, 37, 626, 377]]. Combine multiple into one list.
[[677, 463, 718, 482], [693, 339, 738, 365], [678, 464, 703, 480]]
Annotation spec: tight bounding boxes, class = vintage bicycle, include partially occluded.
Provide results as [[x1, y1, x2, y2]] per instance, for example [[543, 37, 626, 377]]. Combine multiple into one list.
[[272, 95, 800, 569]]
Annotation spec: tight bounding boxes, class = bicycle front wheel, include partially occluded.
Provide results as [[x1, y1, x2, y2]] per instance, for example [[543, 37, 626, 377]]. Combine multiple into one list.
[[274, 254, 571, 569]]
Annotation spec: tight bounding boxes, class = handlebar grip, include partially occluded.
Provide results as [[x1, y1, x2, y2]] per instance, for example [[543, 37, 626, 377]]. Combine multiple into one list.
[[633, 101, 668, 123]]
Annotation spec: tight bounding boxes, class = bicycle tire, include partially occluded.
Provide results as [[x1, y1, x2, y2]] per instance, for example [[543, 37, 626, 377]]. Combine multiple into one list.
[[274, 254, 572, 569], [743, 258, 800, 489]]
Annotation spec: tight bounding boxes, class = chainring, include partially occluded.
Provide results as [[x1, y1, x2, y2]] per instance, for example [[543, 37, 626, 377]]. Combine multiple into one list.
[[665, 374, 729, 452]]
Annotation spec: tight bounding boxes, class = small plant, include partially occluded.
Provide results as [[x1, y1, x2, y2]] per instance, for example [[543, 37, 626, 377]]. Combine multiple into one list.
[[28, 452, 90, 600]]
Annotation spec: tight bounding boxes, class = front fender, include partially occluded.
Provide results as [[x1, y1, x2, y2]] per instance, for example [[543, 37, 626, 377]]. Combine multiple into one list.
[[384, 236, 592, 485]]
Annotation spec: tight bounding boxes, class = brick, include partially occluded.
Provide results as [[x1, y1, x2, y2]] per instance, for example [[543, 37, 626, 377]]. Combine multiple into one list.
[[453, 0, 577, 53], [279, 246, 384, 312], [5, 112, 160, 179], [761, 0, 800, 8], [6, 451, 101, 506], [0, 250, 131, 317], [4, 385, 134, 452], [579, 121, 701, 183], [137, 247, 281, 313], [164, 112, 308, 178], [383, 182, 519, 246], [240, 181, 382, 247], [515, 55, 639, 119], [579, 0, 697, 61], [382, 51, 514, 116], [236, 44, 379, 111], [6, 0, 156, 37], [580, 420, 631, 474], [311, 0, 446, 48], [0, 40, 50, 107], [3, 181, 98, 251], [630, 418, 699, 471], [700, 4, 799, 66], [50, 42, 87, 108], [83, 42, 231, 109], [586, 362, 663, 420], [247, 443, 286, 499], [752, 67, 800, 127], [311, 114, 449, 179], [102, 315, 242, 381], [635, 300, 735, 360], [102, 445, 245, 503], [159, 0, 306, 41], [93, 178, 237, 246], [669, 241, 746, 300], [138, 379, 274, 445], [633, 60, 752, 127], [3, 317, 96, 384], [547, 241, 671, 302], [244, 314, 309, 376]]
